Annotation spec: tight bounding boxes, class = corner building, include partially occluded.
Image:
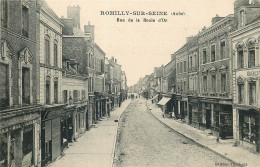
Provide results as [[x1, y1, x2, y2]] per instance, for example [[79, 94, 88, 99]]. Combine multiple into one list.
[[230, 0, 260, 153]]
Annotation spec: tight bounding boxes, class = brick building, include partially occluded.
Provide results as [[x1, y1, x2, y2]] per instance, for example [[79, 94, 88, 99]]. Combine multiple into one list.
[[0, 0, 41, 166]]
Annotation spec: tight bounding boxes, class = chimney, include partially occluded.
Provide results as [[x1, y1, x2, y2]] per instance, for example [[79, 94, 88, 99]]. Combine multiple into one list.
[[67, 5, 81, 29], [211, 14, 225, 25], [186, 36, 195, 43], [84, 22, 95, 41]]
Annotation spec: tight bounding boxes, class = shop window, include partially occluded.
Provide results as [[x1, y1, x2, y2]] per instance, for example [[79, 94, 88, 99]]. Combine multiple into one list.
[[22, 5, 29, 38], [54, 43, 58, 67], [203, 76, 207, 92], [237, 50, 244, 69], [54, 78, 58, 104], [220, 41, 226, 59], [45, 39, 50, 66], [0, 63, 9, 109], [23, 125, 33, 156], [238, 84, 244, 104], [46, 76, 50, 104], [248, 48, 255, 68], [242, 116, 256, 144], [22, 67, 30, 104], [203, 49, 207, 64], [249, 82, 256, 105], [0, 133, 8, 167], [211, 75, 216, 93], [221, 74, 226, 92], [211, 45, 215, 62], [1, 0, 8, 28]]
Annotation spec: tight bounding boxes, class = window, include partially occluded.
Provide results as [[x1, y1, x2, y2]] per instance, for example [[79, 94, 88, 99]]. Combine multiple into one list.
[[238, 84, 244, 104], [22, 67, 30, 104], [240, 10, 245, 27], [220, 41, 226, 59], [22, 5, 29, 37], [23, 125, 33, 155], [194, 55, 196, 67], [190, 56, 192, 68], [180, 62, 183, 73], [0, 63, 9, 109], [46, 77, 50, 104], [66, 61, 70, 70], [101, 60, 104, 73], [221, 74, 226, 92], [183, 81, 186, 92], [54, 78, 58, 104], [45, 39, 50, 66], [73, 90, 78, 103], [184, 61, 187, 72], [63, 90, 68, 103], [211, 75, 216, 93], [211, 45, 215, 62], [249, 82, 256, 105], [1, 0, 8, 28], [203, 49, 207, 64], [82, 90, 86, 101], [177, 63, 180, 74], [54, 43, 58, 67], [242, 116, 256, 144], [248, 48, 255, 68], [203, 76, 207, 92], [238, 50, 244, 68]]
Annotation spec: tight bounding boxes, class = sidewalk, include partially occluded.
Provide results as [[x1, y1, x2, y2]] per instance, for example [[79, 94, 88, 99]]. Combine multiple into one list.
[[48, 99, 131, 167], [147, 100, 260, 167]]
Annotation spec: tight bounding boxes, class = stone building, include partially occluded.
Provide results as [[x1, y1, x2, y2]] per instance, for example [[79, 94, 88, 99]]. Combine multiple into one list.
[[230, 0, 260, 153], [61, 57, 88, 148], [37, 0, 65, 165], [0, 0, 41, 166], [198, 14, 236, 138], [187, 36, 200, 126], [174, 43, 189, 120]]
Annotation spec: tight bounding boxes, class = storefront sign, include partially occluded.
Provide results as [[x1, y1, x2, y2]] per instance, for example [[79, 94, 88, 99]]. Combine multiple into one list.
[[247, 70, 260, 76]]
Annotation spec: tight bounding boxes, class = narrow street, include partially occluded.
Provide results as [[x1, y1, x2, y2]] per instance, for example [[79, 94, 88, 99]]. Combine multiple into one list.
[[113, 99, 234, 167]]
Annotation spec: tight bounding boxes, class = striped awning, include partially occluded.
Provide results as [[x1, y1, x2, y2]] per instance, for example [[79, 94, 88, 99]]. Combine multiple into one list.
[[157, 97, 171, 106]]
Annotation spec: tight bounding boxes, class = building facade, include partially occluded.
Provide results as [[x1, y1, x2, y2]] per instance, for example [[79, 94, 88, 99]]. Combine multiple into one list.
[[231, 0, 260, 152], [0, 0, 41, 166]]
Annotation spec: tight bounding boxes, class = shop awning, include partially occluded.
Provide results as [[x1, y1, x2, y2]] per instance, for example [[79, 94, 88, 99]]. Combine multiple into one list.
[[157, 97, 171, 106], [150, 94, 158, 101]]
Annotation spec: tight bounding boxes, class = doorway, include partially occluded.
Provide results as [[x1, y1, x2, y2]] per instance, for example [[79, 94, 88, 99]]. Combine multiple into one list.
[[206, 109, 211, 129]]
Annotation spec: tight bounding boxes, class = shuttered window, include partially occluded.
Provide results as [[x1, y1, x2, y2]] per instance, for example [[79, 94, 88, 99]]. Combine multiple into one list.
[[0, 63, 8, 109]]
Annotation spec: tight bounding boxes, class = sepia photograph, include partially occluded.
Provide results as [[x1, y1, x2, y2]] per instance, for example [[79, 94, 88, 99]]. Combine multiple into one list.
[[0, 0, 260, 166]]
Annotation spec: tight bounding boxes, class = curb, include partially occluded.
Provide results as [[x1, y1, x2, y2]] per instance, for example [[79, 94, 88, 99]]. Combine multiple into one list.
[[111, 100, 131, 167], [146, 101, 243, 167]]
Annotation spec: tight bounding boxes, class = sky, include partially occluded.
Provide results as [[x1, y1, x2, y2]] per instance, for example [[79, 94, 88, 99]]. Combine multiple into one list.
[[45, 0, 235, 86]]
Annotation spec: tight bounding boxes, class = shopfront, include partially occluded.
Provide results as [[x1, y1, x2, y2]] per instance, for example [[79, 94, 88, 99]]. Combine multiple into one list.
[[41, 105, 65, 166], [238, 109, 260, 152], [0, 106, 41, 167], [188, 97, 199, 127]]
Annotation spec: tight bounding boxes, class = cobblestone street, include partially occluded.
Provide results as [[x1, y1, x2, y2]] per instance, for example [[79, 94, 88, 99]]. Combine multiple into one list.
[[113, 99, 235, 167]]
